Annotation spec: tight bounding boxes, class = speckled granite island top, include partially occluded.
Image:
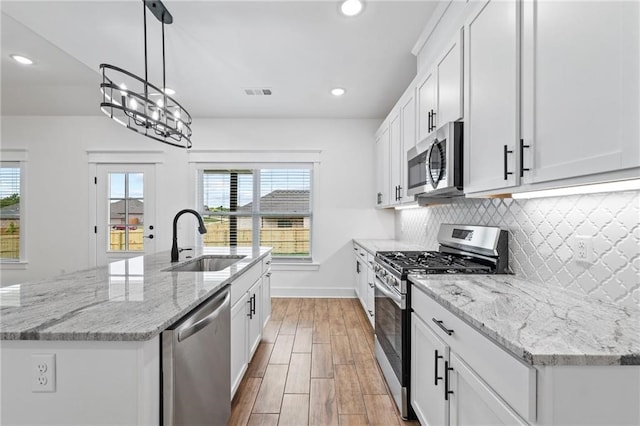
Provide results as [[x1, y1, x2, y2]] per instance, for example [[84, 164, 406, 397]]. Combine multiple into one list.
[[0, 247, 272, 341], [409, 274, 640, 366]]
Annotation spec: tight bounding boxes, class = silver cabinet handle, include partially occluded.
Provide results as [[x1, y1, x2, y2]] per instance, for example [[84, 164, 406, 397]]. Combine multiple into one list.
[[178, 291, 230, 342]]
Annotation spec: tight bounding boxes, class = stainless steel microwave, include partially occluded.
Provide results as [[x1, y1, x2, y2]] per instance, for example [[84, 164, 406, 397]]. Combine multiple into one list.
[[407, 121, 463, 198]]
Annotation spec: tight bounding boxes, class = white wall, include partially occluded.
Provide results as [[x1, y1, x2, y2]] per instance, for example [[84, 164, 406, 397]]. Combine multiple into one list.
[[0, 116, 395, 296]]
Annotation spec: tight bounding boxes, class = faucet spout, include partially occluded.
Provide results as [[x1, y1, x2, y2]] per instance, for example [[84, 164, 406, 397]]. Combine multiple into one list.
[[171, 209, 208, 262]]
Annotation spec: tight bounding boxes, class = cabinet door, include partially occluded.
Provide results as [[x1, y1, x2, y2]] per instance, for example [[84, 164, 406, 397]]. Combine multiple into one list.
[[437, 28, 464, 126], [248, 279, 263, 359], [365, 266, 375, 326], [521, 0, 640, 184], [230, 293, 249, 397], [449, 353, 527, 426], [464, 0, 520, 194], [411, 313, 449, 426], [418, 71, 437, 142], [375, 126, 391, 207], [262, 271, 271, 328], [389, 110, 402, 205]]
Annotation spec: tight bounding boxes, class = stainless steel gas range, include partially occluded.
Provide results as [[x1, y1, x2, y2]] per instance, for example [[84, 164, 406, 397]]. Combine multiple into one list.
[[372, 224, 509, 419]]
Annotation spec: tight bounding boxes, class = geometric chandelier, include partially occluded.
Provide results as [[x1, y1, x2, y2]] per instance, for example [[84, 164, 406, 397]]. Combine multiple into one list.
[[99, 0, 192, 149]]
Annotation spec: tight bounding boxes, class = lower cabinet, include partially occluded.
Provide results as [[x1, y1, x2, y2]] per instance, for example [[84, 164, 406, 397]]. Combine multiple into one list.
[[230, 255, 272, 397], [411, 313, 449, 425], [411, 283, 533, 425], [353, 242, 375, 327]]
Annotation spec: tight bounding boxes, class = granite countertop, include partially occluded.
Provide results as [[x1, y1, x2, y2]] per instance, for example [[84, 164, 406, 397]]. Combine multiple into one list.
[[409, 274, 640, 366], [353, 239, 426, 255], [0, 247, 272, 342]]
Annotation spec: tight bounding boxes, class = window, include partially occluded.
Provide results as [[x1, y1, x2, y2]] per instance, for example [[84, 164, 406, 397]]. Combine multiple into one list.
[[200, 167, 312, 260], [0, 162, 23, 261]]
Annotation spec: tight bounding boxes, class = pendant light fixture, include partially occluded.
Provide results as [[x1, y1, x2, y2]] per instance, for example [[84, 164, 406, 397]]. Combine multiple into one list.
[[99, 0, 193, 149]]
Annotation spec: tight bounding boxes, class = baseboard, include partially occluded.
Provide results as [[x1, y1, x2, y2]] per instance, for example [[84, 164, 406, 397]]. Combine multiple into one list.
[[270, 286, 357, 298]]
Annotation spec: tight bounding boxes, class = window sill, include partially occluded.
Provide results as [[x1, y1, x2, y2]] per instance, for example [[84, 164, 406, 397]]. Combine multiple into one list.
[[0, 261, 28, 270], [271, 262, 320, 272]]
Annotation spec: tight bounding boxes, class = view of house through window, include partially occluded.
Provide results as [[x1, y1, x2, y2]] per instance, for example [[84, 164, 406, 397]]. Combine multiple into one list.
[[201, 168, 312, 259], [0, 164, 21, 261], [109, 172, 145, 252]]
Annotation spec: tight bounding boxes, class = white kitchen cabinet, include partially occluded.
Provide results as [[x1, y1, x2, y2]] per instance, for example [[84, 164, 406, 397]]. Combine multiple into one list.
[[520, 0, 640, 186], [262, 273, 271, 328], [417, 29, 464, 143], [417, 70, 436, 142], [463, 0, 520, 194], [230, 291, 249, 396], [365, 253, 375, 327], [375, 124, 391, 207], [411, 283, 535, 424], [437, 29, 463, 127], [389, 109, 403, 204], [449, 352, 527, 426], [230, 257, 271, 397], [411, 312, 449, 426]]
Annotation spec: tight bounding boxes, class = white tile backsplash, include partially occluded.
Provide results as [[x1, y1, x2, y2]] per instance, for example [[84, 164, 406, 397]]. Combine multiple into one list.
[[396, 191, 640, 309]]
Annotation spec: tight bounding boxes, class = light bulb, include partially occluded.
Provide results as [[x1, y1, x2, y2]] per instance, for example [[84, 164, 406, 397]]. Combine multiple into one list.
[[10, 54, 34, 65], [340, 0, 363, 17], [129, 97, 138, 110], [331, 88, 346, 96], [156, 98, 164, 108], [152, 110, 159, 121], [119, 83, 127, 96]]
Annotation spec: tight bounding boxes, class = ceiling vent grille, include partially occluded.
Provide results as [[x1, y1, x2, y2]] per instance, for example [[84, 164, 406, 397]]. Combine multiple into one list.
[[244, 88, 272, 96]]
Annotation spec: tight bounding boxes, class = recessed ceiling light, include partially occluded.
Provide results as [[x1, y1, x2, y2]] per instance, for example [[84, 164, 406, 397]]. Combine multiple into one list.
[[340, 0, 363, 17], [331, 88, 346, 97], [10, 54, 34, 65], [162, 87, 176, 96]]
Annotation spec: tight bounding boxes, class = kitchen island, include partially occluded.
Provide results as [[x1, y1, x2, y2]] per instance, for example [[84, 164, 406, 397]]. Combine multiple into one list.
[[0, 246, 272, 425]]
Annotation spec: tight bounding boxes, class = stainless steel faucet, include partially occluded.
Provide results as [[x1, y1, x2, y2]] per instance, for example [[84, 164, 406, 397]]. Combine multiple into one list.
[[171, 209, 207, 262]]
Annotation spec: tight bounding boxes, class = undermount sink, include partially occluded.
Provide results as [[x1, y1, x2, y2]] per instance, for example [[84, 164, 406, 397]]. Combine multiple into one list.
[[165, 255, 246, 272]]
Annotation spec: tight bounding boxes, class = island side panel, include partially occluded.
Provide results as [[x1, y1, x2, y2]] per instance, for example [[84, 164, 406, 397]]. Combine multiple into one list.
[[0, 337, 159, 425]]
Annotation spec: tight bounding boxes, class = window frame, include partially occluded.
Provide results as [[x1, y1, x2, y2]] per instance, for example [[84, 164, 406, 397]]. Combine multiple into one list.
[[196, 163, 315, 262], [0, 150, 28, 267]]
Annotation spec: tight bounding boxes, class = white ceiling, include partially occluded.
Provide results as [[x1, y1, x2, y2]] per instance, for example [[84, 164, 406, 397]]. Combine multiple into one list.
[[1, 1, 439, 119]]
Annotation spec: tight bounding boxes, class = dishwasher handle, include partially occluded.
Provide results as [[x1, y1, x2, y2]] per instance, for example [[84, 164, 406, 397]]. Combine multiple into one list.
[[178, 290, 230, 342]]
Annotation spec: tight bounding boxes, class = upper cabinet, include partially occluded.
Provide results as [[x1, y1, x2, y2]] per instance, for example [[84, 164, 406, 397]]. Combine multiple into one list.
[[376, 83, 417, 208], [520, 0, 640, 186], [375, 124, 391, 207], [417, 29, 464, 143], [463, 0, 520, 194]]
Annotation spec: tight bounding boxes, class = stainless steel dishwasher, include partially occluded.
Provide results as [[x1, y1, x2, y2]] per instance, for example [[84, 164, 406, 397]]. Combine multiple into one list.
[[162, 285, 231, 426]]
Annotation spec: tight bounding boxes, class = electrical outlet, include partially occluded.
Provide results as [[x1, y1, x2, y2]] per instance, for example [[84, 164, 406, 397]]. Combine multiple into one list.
[[574, 236, 593, 263], [32, 354, 56, 392]]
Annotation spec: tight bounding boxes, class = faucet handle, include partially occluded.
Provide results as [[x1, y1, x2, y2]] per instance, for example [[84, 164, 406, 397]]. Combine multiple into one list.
[[178, 247, 193, 253]]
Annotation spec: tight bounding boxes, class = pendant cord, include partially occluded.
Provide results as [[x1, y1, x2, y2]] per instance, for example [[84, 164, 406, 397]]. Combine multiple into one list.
[[162, 18, 167, 126], [143, 1, 149, 109]]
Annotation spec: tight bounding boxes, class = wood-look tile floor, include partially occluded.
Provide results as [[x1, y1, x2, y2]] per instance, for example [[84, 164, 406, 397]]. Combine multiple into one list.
[[228, 298, 420, 426]]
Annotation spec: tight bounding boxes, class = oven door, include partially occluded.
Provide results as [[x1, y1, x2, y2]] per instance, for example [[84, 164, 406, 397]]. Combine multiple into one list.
[[374, 275, 404, 384]]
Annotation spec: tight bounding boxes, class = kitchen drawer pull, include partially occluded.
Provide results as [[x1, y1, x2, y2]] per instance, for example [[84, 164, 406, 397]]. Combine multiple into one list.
[[368, 310, 374, 317], [503, 145, 514, 180], [444, 360, 454, 401], [432, 318, 454, 336], [434, 349, 443, 386], [519, 139, 530, 177]]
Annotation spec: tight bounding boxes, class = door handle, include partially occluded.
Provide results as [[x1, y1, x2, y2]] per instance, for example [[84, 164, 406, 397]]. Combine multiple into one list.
[[434, 349, 443, 386], [519, 139, 530, 177], [178, 291, 230, 342], [144, 234, 154, 239], [444, 360, 454, 400], [503, 145, 514, 180]]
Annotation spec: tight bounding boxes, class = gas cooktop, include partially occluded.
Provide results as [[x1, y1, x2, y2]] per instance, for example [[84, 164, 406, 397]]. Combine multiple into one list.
[[376, 250, 493, 275]]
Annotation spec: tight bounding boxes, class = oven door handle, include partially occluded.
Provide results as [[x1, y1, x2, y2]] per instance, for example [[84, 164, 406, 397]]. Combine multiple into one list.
[[374, 278, 403, 309]]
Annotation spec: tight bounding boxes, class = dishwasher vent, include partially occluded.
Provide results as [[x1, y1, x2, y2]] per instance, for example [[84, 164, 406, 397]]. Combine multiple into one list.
[[244, 88, 272, 96]]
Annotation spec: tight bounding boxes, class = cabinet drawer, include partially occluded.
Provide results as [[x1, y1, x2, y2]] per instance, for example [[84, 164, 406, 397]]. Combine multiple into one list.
[[412, 284, 536, 422], [230, 263, 262, 307], [262, 254, 272, 273]]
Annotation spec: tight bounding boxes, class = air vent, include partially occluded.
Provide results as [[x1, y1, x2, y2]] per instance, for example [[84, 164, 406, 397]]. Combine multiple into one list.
[[244, 88, 272, 96]]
